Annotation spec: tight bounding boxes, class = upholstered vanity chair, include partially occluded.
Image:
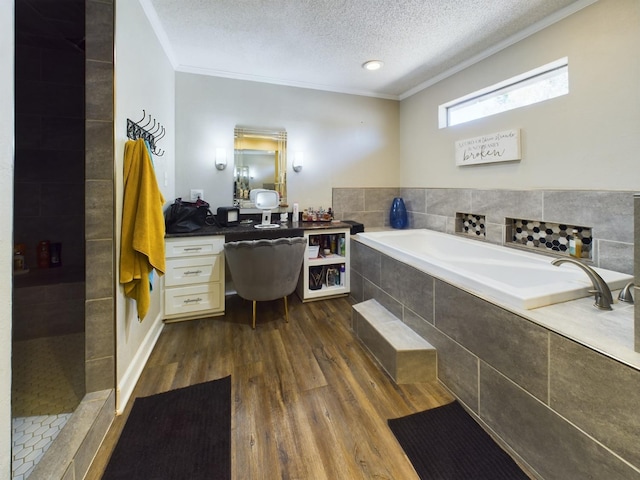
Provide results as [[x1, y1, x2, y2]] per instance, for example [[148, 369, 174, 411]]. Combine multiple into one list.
[[224, 237, 306, 329]]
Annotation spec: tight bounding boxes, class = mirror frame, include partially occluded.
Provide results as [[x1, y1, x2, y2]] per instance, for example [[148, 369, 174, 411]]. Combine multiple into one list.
[[234, 126, 287, 207]]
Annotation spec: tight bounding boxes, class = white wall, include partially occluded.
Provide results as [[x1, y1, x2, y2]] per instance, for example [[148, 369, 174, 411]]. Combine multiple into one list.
[[114, 0, 175, 412], [0, 1, 13, 476], [175, 74, 400, 210], [400, 0, 640, 191]]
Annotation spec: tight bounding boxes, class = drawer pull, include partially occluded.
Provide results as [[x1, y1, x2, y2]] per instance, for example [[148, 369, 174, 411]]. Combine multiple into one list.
[[183, 247, 203, 252], [183, 270, 203, 276], [183, 297, 203, 304]]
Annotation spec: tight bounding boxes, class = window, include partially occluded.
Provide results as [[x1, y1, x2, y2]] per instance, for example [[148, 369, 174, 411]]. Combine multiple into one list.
[[439, 58, 569, 128]]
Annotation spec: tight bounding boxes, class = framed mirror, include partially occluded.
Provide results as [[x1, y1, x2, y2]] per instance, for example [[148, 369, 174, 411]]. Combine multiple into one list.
[[234, 127, 287, 207]]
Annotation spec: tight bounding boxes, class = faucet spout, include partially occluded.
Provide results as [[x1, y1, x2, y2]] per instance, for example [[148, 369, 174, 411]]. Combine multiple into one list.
[[551, 258, 613, 310], [618, 281, 634, 304]]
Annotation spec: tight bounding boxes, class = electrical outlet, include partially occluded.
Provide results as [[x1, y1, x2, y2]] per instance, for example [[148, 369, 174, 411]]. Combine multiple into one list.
[[190, 189, 204, 201]]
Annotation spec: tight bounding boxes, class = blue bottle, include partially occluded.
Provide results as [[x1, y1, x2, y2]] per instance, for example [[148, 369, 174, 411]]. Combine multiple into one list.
[[390, 197, 408, 229]]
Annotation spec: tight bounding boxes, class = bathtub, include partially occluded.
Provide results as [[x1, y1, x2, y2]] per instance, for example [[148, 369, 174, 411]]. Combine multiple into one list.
[[355, 229, 633, 310]]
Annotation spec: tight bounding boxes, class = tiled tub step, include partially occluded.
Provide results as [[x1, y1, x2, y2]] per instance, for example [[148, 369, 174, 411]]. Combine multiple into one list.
[[352, 299, 436, 383]]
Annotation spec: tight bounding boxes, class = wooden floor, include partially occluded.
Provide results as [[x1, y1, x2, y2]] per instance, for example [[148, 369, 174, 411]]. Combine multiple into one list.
[[86, 294, 454, 479]]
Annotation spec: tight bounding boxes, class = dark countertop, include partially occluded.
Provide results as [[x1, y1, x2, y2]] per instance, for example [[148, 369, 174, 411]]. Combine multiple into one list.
[[165, 220, 353, 242]]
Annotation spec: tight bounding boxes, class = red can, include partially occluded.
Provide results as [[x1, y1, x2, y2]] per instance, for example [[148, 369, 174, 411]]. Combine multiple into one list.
[[37, 240, 50, 269]]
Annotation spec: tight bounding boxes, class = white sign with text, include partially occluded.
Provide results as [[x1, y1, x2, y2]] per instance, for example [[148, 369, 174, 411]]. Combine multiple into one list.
[[455, 129, 521, 166]]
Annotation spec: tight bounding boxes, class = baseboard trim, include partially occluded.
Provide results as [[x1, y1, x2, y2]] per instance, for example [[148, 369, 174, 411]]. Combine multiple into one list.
[[116, 313, 164, 414]]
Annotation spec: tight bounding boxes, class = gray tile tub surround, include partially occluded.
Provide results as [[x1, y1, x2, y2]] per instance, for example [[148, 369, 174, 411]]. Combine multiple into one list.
[[635, 193, 639, 352], [434, 280, 549, 402], [341, 188, 635, 273], [353, 238, 640, 478], [350, 239, 382, 288], [380, 254, 434, 323], [404, 307, 480, 410], [481, 363, 640, 480], [550, 334, 640, 472], [635, 193, 640, 280], [332, 187, 399, 227], [545, 190, 635, 274], [351, 240, 427, 321]]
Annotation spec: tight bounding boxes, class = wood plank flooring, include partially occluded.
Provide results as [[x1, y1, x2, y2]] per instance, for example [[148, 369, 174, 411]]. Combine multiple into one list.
[[86, 294, 454, 479]]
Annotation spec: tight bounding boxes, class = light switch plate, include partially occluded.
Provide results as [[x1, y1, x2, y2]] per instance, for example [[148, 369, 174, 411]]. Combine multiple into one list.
[[190, 189, 204, 201]]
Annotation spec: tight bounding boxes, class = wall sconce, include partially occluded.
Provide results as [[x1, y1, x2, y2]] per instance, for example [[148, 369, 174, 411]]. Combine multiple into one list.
[[292, 151, 304, 173], [215, 147, 227, 170]]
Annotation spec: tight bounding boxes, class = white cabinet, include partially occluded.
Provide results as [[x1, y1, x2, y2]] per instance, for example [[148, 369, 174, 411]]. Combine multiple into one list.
[[296, 227, 350, 302], [163, 236, 225, 322]]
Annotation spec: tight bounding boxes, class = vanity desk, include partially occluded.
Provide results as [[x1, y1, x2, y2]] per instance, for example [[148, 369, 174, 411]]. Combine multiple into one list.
[[162, 219, 352, 321]]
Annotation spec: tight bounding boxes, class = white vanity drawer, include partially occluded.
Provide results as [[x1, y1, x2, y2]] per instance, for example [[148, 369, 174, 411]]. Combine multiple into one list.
[[164, 283, 223, 316], [165, 255, 222, 287], [163, 235, 225, 321], [165, 237, 224, 258]]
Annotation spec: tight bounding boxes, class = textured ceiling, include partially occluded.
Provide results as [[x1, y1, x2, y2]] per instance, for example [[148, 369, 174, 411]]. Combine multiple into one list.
[[145, 0, 594, 99]]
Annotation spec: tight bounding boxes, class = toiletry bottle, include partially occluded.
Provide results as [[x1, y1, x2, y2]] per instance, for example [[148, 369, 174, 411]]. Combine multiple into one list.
[[37, 240, 50, 269], [49, 242, 62, 267], [569, 229, 582, 258], [14, 243, 26, 272], [340, 264, 345, 286], [326, 267, 337, 287]]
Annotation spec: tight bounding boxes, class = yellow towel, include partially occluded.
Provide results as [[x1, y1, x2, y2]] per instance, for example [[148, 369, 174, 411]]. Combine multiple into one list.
[[120, 138, 166, 320]]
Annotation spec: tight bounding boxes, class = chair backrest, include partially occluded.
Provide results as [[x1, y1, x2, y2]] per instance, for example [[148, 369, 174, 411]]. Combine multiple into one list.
[[224, 237, 306, 302]]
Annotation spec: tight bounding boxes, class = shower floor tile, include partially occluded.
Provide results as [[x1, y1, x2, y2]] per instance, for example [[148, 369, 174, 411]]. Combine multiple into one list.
[[12, 414, 71, 480], [11, 333, 85, 479], [12, 333, 85, 416]]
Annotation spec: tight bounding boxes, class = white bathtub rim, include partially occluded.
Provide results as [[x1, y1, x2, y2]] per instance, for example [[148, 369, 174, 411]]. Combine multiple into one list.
[[354, 229, 632, 311]]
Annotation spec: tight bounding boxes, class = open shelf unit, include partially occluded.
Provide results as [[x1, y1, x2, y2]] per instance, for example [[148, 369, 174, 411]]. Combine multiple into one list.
[[297, 227, 350, 302]]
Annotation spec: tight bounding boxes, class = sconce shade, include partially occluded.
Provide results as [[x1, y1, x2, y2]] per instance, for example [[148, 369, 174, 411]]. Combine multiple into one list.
[[215, 147, 227, 170], [293, 151, 304, 173]]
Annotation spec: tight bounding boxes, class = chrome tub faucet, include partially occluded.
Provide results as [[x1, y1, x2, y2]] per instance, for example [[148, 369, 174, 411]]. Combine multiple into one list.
[[551, 257, 614, 310]]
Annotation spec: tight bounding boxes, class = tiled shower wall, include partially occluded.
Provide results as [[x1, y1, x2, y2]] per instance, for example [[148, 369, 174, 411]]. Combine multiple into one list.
[[85, 0, 115, 396], [13, 5, 85, 271], [12, 2, 115, 478], [333, 188, 635, 275], [13, 0, 86, 342]]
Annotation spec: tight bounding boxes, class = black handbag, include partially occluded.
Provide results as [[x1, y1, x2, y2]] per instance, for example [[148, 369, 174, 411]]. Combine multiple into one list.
[[164, 198, 215, 233]]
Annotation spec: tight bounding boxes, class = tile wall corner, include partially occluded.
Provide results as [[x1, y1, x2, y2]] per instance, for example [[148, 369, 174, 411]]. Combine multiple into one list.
[[634, 194, 639, 352]]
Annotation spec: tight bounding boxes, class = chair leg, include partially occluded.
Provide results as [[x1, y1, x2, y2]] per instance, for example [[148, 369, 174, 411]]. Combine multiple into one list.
[[252, 300, 256, 329], [283, 295, 289, 323]]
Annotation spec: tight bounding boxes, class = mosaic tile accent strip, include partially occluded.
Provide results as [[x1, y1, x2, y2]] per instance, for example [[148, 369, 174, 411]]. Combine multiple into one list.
[[511, 219, 592, 258], [459, 213, 486, 237]]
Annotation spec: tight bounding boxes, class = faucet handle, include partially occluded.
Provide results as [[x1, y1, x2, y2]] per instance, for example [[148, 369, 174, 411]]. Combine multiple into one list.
[[618, 282, 634, 304]]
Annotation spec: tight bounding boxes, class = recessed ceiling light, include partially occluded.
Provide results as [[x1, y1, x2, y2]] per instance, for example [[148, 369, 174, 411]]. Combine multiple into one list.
[[362, 60, 384, 71]]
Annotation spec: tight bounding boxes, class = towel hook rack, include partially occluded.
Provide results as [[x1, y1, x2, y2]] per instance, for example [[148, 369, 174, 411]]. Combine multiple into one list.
[[126, 109, 166, 157], [133, 109, 147, 124]]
